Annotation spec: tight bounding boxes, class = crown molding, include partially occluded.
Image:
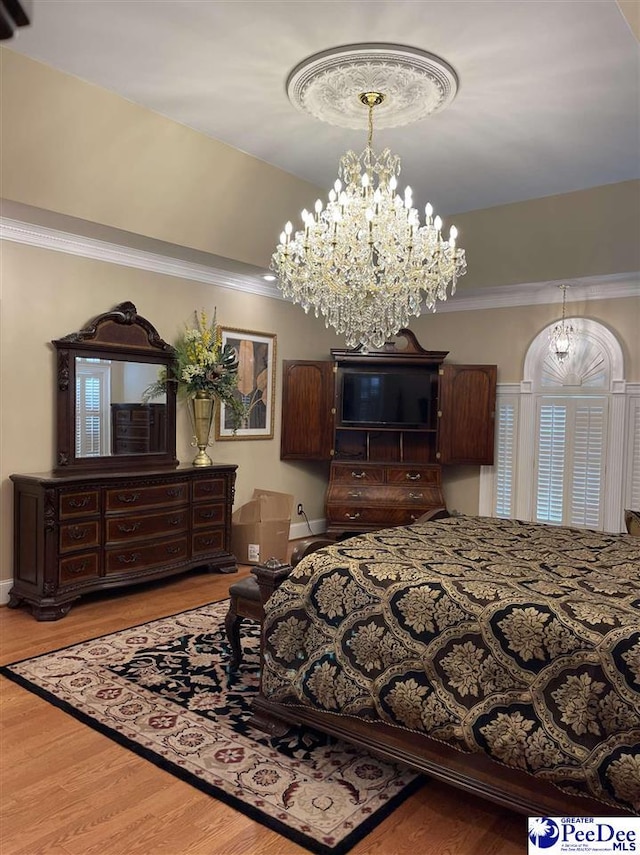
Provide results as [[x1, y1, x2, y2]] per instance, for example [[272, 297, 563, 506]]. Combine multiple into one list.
[[2, 216, 638, 311], [0, 217, 281, 300]]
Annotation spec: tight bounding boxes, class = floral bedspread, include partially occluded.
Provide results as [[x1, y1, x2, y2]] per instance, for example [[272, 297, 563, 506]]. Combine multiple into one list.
[[261, 515, 640, 812]]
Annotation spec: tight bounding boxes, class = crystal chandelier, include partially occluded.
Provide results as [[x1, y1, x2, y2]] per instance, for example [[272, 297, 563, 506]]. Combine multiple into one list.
[[549, 284, 576, 362], [271, 45, 467, 350]]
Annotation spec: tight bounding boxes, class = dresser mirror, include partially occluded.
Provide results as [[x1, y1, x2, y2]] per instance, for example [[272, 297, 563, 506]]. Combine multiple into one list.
[[53, 301, 178, 473]]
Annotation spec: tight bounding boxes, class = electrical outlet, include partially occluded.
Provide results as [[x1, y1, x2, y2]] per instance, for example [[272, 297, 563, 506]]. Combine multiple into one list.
[[297, 503, 304, 516]]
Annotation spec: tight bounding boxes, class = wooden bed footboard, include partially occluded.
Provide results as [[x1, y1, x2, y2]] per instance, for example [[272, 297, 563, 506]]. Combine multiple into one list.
[[250, 694, 632, 818], [250, 520, 635, 819]]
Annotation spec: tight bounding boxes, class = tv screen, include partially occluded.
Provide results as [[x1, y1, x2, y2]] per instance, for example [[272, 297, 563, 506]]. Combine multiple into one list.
[[341, 371, 431, 428]]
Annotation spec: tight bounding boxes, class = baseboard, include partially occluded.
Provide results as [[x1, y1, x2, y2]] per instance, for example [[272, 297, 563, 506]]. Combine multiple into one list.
[[289, 518, 326, 541], [0, 578, 13, 606]]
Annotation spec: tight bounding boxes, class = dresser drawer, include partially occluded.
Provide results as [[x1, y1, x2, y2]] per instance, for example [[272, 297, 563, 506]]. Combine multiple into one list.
[[328, 484, 442, 506], [331, 464, 385, 484], [192, 529, 225, 555], [326, 505, 425, 527], [386, 466, 441, 485], [59, 489, 100, 519], [193, 477, 228, 502], [105, 481, 188, 512], [105, 509, 189, 543], [60, 521, 100, 553], [105, 536, 188, 574], [192, 503, 225, 528], [59, 551, 100, 584]]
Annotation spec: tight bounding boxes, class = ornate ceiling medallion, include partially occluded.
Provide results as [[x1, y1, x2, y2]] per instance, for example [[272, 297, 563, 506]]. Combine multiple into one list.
[[286, 42, 459, 130]]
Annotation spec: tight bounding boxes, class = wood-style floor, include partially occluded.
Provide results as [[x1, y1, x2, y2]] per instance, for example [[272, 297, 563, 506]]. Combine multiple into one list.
[[0, 565, 526, 855]]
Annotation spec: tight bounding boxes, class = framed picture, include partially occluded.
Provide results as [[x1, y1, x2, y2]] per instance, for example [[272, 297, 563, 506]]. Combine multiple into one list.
[[216, 328, 276, 440]]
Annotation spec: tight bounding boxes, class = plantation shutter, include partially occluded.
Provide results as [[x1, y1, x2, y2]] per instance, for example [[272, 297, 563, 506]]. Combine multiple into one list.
[[569, 401, 606, 528], [628, 397, 640, 510], [535, 403, 567, 524], [495, 398, 517, 517], [75, 360, 111, 457], [535, 397, 607, 528]]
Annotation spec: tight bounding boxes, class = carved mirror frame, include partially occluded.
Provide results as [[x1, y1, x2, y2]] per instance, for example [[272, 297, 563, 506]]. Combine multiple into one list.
[[53, 301, 178, 473]]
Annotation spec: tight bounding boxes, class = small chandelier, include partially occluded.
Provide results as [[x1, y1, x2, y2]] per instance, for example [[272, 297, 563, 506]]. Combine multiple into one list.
[[271, 44, 467, 350], [549, 284, 576, 362]]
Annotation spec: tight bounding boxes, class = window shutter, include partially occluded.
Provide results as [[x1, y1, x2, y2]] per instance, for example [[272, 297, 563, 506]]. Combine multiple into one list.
[[569, 401, 606, 529], [495, 400, 516, 517], [536, 403, 567, 524], [628, 397, 640, 510]]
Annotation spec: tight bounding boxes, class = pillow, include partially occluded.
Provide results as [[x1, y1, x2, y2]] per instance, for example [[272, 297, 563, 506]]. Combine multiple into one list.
[[624, 509, 640, 537]]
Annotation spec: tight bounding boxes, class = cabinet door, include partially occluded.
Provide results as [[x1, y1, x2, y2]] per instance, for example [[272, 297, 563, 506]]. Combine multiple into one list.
[[281, 360, 334, 460], [438, 364, 496, 465]]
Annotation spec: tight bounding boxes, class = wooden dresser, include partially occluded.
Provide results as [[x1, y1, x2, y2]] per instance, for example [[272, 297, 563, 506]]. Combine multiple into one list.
[[111, 403, 167, 455], [9, 464, 237, 620]]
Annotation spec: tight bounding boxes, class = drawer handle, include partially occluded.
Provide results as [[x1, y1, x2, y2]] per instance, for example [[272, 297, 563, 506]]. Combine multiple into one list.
[[409, 492, 424, 500], [117, 522, 141, 533], [166, 488, 184, 498], [345, 512, 361, 520], [410, 514, 419, 521], [67, 561, 87, 575], [166, 545, 183, 555], [68, 497, 90, 509], [167, 516, 183, 526], [199, 510, 216, 519], [347, 490, 362, 498], [118, 553, 142, 564], [351, 471, 367, 480], [68, 526, 90, 541], [117, 493, 141, 504], [200, 484, 217, 493], [199, 538, 216, 546], [405, 473, 422, 481]]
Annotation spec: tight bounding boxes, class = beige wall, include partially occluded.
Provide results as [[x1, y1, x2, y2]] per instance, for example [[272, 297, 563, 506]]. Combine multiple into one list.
[[0, 48, 321, 270], [1, 47, 638, 590], [454, 181, 640, 289]]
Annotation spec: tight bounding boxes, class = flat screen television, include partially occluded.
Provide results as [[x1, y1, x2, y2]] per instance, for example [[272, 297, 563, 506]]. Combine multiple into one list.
[[340, 370, 432, 429]]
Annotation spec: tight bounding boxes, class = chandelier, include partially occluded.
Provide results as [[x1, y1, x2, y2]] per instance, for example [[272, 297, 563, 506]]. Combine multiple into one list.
[[271, 44, 467, 350], [549, 284, 576, 362]]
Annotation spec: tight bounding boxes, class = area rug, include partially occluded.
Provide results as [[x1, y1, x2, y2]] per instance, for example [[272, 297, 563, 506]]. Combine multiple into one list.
[[0, 600, 423, 855]]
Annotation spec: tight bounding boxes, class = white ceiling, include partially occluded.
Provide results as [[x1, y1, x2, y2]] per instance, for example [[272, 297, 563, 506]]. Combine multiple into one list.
[[6, 0, 640, 217]]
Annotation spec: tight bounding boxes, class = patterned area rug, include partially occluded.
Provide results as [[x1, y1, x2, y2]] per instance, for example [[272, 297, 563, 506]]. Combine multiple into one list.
[[0, 600, 423, 855]]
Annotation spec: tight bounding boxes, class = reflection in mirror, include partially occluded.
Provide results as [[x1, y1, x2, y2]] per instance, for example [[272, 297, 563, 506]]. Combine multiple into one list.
[[75, 357, 167, 458]]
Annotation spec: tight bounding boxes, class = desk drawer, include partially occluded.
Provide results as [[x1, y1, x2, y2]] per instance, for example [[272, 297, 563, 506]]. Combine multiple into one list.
[[331, 464, 385, 484], [326, 506, 425, 527], [386, 466, 441, 485]]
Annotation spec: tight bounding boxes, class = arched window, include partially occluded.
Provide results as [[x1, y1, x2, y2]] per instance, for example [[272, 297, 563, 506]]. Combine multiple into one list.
[[480, 319, 640, 532]]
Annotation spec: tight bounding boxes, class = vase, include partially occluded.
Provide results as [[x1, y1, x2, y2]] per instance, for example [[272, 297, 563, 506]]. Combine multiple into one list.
[[189, 391, 216, 467]]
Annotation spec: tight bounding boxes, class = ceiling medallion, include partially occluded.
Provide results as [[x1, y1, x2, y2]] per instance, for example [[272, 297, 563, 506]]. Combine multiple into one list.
[[286, 42, 459, 130]]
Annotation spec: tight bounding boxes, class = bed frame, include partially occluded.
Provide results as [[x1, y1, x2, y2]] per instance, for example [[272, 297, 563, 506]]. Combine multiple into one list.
[[249, 526, 634, 818]]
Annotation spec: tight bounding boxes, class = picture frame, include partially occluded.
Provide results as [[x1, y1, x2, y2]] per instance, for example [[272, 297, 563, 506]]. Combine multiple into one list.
[[215, 327, 276, 440]]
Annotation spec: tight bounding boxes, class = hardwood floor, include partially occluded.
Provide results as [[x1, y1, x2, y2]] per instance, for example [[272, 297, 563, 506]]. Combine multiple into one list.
[[0, 566, 527, 855]]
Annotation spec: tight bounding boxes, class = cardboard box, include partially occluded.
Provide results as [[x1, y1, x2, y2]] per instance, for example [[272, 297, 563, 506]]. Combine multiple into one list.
[[231, 489, 294, 565]]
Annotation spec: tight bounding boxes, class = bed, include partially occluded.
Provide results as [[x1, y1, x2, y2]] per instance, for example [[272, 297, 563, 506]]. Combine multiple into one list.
[[251, 514, 640, 816]]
